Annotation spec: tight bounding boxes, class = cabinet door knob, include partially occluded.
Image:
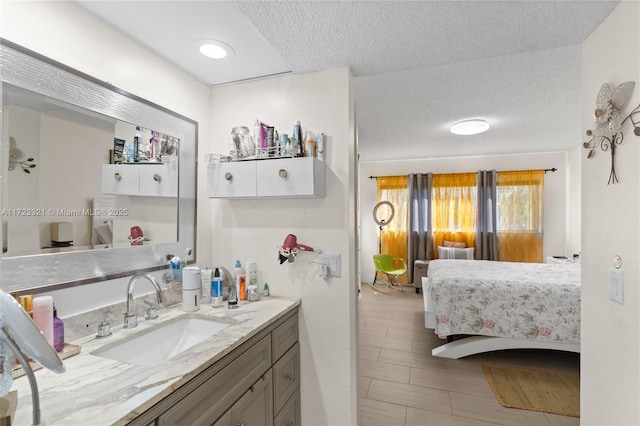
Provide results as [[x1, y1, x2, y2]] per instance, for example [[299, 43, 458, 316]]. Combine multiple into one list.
[[286, 421, 294, 426], [278, 169, 288, 178], [285, 373, 293, 381], [153, 173, 161, 182], [236, 422, 246, 426], [225, 172, 233, 181], [114, 172, 121, 181]]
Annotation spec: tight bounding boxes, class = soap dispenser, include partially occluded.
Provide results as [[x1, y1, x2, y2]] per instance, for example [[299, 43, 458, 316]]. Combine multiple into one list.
[[182, 266, 201, 312]]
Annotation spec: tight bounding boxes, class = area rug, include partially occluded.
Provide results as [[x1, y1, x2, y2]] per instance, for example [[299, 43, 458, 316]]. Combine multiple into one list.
[[481, 364, 580, 417]]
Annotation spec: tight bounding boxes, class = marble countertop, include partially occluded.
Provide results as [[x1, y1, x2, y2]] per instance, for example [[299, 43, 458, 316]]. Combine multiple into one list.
[[12, 296, 300, 426]]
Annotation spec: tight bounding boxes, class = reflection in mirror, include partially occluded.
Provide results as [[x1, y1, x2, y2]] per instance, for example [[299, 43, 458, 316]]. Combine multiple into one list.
[[2, 84, 180, 256], [1, 40, 197, 294]]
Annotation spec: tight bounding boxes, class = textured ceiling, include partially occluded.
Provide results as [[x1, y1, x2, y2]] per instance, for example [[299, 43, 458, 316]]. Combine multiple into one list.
[[76, 1, 620, 161]]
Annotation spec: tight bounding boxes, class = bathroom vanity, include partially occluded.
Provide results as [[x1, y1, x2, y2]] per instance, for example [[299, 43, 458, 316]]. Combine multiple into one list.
[[11, 297, 300, 426]]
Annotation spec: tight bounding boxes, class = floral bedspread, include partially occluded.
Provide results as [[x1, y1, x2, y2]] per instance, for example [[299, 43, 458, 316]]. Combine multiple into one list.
[[427, 259, 581, 344]]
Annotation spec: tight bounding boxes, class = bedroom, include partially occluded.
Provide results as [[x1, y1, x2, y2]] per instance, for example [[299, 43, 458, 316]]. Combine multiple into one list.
[[358, 2, 638, 425]]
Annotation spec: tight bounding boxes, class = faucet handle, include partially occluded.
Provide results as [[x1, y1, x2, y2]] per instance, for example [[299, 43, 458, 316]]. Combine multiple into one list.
[[86, 318, 112, 339], [144, 300, 159, 320]]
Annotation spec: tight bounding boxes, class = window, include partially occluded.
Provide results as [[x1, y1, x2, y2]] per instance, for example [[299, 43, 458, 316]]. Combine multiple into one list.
[[496, 170, 544, 262], [376, 176, 409, 282], [432, 173, 476, 249]]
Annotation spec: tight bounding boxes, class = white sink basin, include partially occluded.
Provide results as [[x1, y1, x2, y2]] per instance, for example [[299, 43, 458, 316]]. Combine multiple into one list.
[[94, 316, 230, 367]]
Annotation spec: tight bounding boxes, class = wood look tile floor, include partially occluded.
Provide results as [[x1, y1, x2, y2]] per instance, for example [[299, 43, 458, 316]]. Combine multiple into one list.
[[358, 284, 580, 426]]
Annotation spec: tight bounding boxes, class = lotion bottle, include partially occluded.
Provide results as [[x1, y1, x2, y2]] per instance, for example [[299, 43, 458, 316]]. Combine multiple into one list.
[[53, 306, 64, 352], [32, 296, 54, 346]]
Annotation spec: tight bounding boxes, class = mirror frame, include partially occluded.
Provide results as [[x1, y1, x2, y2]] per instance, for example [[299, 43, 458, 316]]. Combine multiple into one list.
[[0, 39, 197, 294]]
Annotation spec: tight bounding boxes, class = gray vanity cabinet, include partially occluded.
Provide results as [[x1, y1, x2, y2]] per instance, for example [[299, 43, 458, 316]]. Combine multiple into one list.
[[126, 308, 299, 426]]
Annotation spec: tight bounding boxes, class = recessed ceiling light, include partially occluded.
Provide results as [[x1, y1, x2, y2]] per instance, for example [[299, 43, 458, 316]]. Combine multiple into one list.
[[450, 119, 490, 136], [198, 40, 234, 59]]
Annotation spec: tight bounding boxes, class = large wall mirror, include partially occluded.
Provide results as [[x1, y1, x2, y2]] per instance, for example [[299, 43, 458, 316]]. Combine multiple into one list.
[[1, 40, 197, 294]]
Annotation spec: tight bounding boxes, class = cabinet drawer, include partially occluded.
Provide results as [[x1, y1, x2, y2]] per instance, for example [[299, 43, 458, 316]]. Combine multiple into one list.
[[256, 157, 324, 198], [272, 315, 298, 362], [274, 388, 300, 426], [157, 335, 271, 426], [139, 164, 177, 197], [207, 161, 257, 198], [273, 343, 300, 416], [102, 164, 139, 195]]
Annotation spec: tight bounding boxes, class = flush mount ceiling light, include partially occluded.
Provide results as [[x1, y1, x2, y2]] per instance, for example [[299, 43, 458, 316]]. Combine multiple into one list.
[[450, 119, 490, 136], [198, 40, 234, 59]]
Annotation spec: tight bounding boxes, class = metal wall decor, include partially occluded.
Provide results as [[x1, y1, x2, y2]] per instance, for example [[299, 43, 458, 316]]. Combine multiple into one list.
[[583, 81, 640, 184], [8, 136, 36, 173]]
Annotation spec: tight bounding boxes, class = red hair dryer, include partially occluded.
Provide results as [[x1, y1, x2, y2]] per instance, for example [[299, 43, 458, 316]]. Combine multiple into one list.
[[279, 234, 314, 264]]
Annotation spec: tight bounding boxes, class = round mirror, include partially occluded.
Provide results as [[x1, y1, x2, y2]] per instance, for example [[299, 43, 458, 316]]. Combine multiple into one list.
[[373, 201, 395, 228]]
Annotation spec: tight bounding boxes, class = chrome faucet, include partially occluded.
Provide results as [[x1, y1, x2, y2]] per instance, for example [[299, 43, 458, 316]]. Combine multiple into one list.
[[123, 273, 164, 329]]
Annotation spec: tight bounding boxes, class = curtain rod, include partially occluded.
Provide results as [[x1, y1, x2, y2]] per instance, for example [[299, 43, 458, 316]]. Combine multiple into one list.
[[368, 168, 557, 180]]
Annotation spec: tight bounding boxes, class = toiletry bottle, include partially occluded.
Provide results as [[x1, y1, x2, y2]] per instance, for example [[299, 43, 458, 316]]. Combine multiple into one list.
[[53, 306, 65, 352], [239, 275, 247, 302], [170, 256, 182, 284], [211, 268, 224, 307], [133, 127, 141, 162], [247, 261, 258, 288], [263, 282, 270, 297], [228, 284, 238, 309], [232, 260, 244, 302], [150, 132, 158, 160], [316, 132, 325, 161], [305, 131, 316, 157], [291, 121, 304, 157], [201, 267, 212, 304], [32, 296, 54, 346], [293, 121, 303, 156]]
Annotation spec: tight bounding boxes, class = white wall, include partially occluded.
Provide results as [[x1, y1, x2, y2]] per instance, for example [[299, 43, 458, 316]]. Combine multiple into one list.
[[581, 1, 640, 424], [208, 68, 358, 426], [566, 145, 582, 256], [359, 151, 570, 281], [3, 106, 41, 254]]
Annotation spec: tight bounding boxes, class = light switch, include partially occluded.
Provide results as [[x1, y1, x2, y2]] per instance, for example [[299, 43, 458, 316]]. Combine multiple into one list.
[[609, 268, 624, 304]]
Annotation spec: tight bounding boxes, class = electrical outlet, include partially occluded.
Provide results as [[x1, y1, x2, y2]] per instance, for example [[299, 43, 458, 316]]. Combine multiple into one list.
[[609, 268, 624, 304], [319, 254, 341, 278]]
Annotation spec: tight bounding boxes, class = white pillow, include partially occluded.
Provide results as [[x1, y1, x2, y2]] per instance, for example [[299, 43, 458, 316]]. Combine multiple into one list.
[[438, 246, 475, 260]]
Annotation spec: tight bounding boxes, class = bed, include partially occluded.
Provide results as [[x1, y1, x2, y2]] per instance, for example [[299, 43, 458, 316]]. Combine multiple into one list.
[[423, 259, 581, 359]]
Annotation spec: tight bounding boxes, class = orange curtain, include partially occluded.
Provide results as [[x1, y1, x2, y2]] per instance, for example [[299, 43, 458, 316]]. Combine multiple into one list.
[[497, 170, 544, 263], [376, 176, 408, 283], [432, 173, 476, 256]]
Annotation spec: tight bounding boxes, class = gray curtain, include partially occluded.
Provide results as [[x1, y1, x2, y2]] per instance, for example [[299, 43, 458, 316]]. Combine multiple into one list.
[[476, 170, 498, 260], [407, 173, 433, 283]]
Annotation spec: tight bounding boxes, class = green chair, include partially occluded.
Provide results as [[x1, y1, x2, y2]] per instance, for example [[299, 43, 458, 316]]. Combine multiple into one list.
[[373, 254, 407, 290]]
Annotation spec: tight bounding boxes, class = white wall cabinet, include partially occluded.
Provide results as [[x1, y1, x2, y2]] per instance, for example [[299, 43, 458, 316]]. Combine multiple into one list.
[[208, 157, 325, 199], [102, 163, 177, 197]]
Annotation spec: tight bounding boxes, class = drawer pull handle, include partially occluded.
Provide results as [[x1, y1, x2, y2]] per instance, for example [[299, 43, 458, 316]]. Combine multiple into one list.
[[278, 169, 288, 178], [225, 172, 233, 181], [114, 172, 121, 181], [285, 373, 294, 381], [153, 173, 161, 182]]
